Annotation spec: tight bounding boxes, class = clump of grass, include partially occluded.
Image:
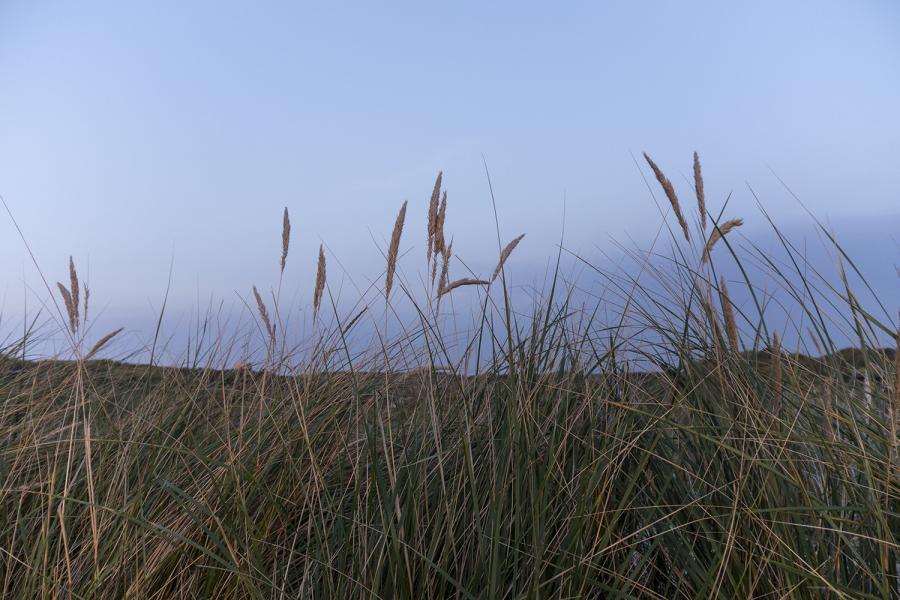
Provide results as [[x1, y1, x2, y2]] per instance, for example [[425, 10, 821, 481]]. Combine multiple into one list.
[[0, 155, 896, 599]]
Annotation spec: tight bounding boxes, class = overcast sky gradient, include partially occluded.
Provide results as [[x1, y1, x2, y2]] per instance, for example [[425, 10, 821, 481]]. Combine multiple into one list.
[[0, 1, 897, 353]]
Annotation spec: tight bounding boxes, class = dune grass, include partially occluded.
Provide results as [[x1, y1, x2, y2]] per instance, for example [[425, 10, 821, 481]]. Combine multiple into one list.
[[0, 156, 897, 598]]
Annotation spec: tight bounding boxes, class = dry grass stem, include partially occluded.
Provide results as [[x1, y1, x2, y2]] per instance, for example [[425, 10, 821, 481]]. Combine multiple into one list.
[[694, 151, 706, 231], [491, 234, 525, 282], [313, 244, 326, 319], [772, 331, 782, 404], [823, 383, 835, 442], [341, 306, 368, 335], [643, 152, 690, 242], [438, 278, 488, 297], [84, 327, 124, 360], [385, 200, 408, 302], [252, 285, 275, 341], [702, 218, 744, 264], [719, 277, 739, 353], [280, 207, 291, 273], [893, 329, 899, 454]]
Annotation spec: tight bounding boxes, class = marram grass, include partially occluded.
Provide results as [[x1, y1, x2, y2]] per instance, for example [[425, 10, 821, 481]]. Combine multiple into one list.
[[0, 156, 897, 599]]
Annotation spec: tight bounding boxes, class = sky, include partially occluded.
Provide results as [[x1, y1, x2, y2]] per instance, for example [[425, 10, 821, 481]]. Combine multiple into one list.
[[0, 1, 898, 356]]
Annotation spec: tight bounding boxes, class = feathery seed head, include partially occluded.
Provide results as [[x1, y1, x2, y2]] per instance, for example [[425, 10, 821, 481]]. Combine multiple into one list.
[[84, 327, 124, 361], [427, 171, 442, 264], [643, 152, 690, 242], [719, 276, 739, 353], [491, 234, 525, 282], [252, 285, 274, 342], [702, 218, 744, 264], [438, 277, 488, 297], [385, 200, 408, 302], [694, 151, 706, 231], [280, 207, 291, 273], [313, 244, 326, 319]]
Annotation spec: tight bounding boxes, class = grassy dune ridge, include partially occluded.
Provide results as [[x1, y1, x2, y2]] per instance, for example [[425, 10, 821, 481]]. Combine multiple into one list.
[[0, 157, 897, 598]]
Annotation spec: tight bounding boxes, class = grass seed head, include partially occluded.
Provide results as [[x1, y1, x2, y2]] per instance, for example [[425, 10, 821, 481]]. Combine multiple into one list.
[[702, 218, 744, 264], [313, 244, 326, 319], [385, 200, 408, 302], [252, 285, 274, 342], [719, 276, 740, 353], [438, 277, 488, 297], [644, 152, 690, 242], [491, 234, 525, 282], [281, 207, 291, 273], [694, 151, 706, 231], [84, 327, 124, 360], [427, 171, 442, 264]]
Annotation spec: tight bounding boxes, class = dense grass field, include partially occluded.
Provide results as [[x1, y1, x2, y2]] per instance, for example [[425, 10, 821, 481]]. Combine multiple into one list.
[[1, 157, 897, 598]]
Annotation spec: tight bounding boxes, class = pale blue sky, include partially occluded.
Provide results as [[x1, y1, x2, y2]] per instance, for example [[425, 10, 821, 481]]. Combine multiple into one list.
[[0, 1, 897, 349]]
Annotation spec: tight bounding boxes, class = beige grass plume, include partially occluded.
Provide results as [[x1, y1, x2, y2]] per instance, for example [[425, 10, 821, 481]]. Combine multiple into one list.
[[435, 192, 447, 254], [56, 283, 77, 334], [385, 200, 408, 302], [491, 234, 525, 282], [83, 285, 90, 324], [69, 256, 79, 325], [252, 285, 275, 342], [438, 277, 488, 297], [701, 218, 743, 264], [280, 207, 291, 273], [643, 152, 690, 242], [693, 151, 706, 231], [56, 256, 80, 335], [432, 192, 447, 284], [718, 276, 739, 353], [83, 327, 124, 361], [438, 240, 452, 295], [427, 171, 442, 264], [313, 244, 326, 319]]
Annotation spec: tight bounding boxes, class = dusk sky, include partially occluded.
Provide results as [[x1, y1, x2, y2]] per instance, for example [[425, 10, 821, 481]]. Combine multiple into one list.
[[1, 1, 897, 352]]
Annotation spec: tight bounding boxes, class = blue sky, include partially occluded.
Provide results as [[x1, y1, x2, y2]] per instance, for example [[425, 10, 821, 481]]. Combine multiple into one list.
[[0, 1, 897, 352]]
